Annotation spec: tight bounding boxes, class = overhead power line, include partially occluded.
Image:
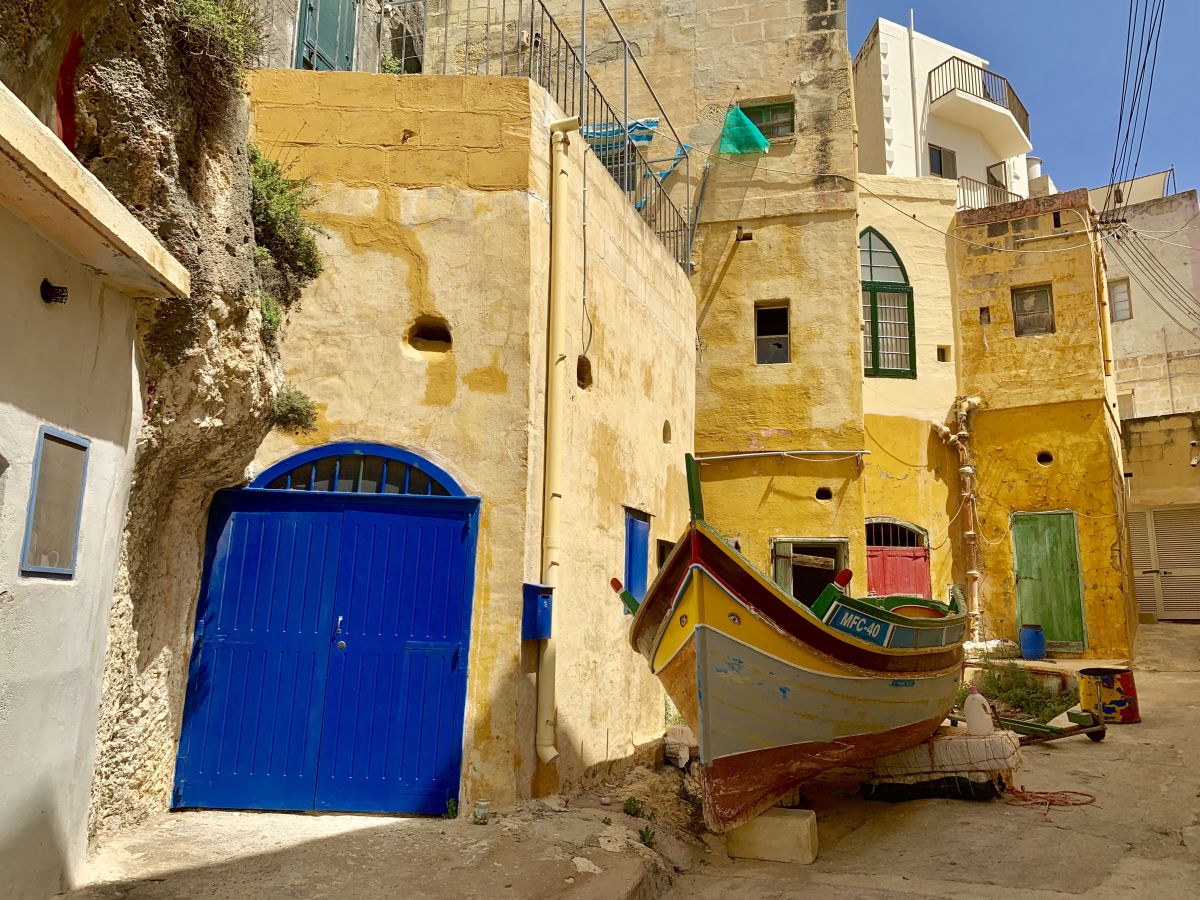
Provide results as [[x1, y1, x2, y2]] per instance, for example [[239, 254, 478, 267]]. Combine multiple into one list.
[[1102, 0, 1167, 222]]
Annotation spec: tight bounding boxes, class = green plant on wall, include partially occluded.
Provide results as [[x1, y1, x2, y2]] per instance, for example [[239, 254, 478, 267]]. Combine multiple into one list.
[[250, 144, 323, 307], [380, 55, 406, 75], [172, 0, 265, 116], [259, 291, 283, 344], [271, 383, 317, 434]]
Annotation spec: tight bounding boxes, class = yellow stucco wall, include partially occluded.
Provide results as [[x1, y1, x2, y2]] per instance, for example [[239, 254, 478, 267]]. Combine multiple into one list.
[[247, 71, 695, 807], [686, 12, 864, 592], [972, 400, 1134, 657], [857, 175, 961, 598], [954, 193, 1135, 657], [692, 204, 866, 590]]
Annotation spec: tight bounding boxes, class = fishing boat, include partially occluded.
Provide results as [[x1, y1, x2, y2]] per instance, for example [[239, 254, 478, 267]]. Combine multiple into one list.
[[611, 457, 966, 833]]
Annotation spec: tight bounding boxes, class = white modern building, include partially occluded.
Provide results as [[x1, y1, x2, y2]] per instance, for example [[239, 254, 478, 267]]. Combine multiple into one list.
[[854, 17, 1035, 210]]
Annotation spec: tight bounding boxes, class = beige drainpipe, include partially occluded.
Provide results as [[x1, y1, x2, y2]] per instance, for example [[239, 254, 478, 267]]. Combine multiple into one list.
[[536, 115, 580, 767]]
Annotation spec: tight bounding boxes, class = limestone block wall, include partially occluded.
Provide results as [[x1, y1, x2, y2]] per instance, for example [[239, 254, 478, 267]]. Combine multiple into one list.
[[1122, 414, 1200, 510], [525, 90, 696, 794], [249, 71, 540, 809], [956, 191, 1115, 411], [954, 192, 1135, 657], [0, 208, 143, 899], [248, 70, 695, 804]]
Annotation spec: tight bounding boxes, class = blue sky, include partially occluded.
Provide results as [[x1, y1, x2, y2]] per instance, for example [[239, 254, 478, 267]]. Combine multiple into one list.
[[847, 1, 1200, 193]]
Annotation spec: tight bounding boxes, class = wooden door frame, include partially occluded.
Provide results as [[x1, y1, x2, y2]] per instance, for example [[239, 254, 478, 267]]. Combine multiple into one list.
[[1010, 509, 1088, 652]]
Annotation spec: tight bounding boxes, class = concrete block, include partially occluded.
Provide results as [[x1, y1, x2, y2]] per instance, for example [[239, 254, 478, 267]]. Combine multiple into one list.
[[725, 807, 818, 864]]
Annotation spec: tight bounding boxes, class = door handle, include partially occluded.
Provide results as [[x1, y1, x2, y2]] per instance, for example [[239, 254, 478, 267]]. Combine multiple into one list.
[[335, 615, 344, 635]]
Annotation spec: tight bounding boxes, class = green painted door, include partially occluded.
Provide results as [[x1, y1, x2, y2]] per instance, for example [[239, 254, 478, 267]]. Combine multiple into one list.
[[296, 0, 357, 71], [1012, 512, 1086, 650]]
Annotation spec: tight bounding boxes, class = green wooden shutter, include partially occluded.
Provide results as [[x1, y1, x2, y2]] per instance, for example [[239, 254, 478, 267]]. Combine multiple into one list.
[[297, 0, 357, 71]]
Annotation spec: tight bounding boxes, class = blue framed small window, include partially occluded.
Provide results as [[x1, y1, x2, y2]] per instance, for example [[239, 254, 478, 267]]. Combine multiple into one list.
[[21, 426, 90, 577], [624, 508, 651, 608]]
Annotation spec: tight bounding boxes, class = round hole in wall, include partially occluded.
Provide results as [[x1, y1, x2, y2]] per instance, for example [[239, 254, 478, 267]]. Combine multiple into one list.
[[576, 355, 593, 390], [662, 420, 672, 444], [408, 315, 452, 351], [815, 486, 833, 501], [1036, 451, 1054, 467]]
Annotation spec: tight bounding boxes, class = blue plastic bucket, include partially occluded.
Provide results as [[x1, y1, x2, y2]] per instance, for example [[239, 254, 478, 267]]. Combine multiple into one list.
[[1019, 624, 1046, 660]]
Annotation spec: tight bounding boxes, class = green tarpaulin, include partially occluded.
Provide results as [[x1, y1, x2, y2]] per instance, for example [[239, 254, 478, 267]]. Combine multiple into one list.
[[718, 106, 770, 154]]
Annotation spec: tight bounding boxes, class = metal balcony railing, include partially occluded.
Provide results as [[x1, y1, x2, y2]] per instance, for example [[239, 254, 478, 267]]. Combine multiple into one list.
[[957, 176, 1021, 210], [929, 56, 1030, 141]]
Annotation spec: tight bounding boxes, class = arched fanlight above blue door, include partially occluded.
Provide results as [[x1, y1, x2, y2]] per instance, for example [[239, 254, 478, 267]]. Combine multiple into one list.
[[251, 443, 465, 497]]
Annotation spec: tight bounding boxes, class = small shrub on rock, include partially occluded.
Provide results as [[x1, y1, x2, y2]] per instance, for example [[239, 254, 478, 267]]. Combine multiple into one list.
[[172, 0, 265, 119], [271, 383, 317, 434], [250, 145, 323, 306]]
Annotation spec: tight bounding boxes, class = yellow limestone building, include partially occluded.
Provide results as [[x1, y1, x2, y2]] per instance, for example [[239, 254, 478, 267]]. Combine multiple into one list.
[[953, 191, 1136, 658]]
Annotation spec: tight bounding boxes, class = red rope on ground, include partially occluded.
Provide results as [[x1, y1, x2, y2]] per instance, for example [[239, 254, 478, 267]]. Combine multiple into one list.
[[1005, 787, 1096, 821]]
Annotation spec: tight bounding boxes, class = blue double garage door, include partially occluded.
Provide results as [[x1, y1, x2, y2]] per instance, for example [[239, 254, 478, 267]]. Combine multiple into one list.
[[174, 488, 478, 815]]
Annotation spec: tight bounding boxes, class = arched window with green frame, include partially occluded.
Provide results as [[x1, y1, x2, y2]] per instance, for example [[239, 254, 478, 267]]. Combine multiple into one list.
[[860, 228, 916, 378]]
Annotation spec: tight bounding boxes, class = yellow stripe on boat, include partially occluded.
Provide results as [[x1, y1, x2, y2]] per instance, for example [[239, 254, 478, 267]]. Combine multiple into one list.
[[652, 565, 857, 677]]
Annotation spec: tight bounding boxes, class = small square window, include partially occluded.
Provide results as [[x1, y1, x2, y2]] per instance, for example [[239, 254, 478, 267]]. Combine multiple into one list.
[[21, 426, 90, 577], [742, 102, 795, 140], [755, 304, 790, 365], [936, 345, 951, 362], [929, 143, 958, 180], [1109, 278, 1132, 321], [1012, 285, 1055, 336], [979, 306, 991, 325]]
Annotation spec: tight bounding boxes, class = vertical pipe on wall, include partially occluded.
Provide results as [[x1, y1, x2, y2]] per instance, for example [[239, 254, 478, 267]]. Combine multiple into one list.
[[908, 9, 921, 177], [536, 116, 580, 767]]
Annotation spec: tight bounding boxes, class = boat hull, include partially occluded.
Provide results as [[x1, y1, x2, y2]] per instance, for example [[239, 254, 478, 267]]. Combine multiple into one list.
[[632, 522, 964, 832]]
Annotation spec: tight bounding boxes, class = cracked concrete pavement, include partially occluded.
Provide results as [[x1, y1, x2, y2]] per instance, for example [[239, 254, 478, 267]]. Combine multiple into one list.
[[669, 624, 1200, 899], [59, 626, 1199, 899]]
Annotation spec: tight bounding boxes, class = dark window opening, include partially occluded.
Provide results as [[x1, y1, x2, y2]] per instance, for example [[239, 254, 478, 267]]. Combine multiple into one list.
[[1012, 285, 1055, 336], [1053, 211, 1062, 229], [937, 345, 950, 362], [1037, 451, 1054, 466], [815, 486, 833, 501], [755, 304, 789, 365], [742, 101, 796, 140], [662, 420, 672, 444], [774, 540, 848, 605], [929, 144, 958, 180], [866, 520, 926, 548], [979, 306, 991, 325], [656, 538, 675, 569]]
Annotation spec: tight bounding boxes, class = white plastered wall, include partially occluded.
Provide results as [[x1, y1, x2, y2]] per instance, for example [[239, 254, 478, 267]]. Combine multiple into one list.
[[0, 205, 143, 900], [854, 18, 1029, 197]]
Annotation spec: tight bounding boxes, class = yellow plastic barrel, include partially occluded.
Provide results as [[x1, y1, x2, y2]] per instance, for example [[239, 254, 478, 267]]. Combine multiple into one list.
[[1078, 667, 1141, 724]]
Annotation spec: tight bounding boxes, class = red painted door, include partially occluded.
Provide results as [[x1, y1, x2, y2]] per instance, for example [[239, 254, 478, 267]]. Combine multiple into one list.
[[867, 546, 932, 598]]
